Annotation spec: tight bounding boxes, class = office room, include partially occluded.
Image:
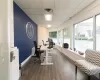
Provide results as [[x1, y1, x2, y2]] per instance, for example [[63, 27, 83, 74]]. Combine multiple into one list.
[[1, 0, 100, 80]]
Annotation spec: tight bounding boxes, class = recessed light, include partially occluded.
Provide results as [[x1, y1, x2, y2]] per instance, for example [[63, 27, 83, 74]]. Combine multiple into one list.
[[47, 25, 51, 28]]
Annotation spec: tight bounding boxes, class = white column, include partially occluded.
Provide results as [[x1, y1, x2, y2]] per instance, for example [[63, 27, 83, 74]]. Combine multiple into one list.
[[93, 15, 96, 50], [0, 0, 14, 80], [72, 25, 75, 50], [57, 31, 59, 44]]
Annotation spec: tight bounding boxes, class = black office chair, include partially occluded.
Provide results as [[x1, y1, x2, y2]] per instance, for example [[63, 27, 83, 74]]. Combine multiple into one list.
[[63, 43, 69, 49], [48, 38, 55, 49], [42, 40, 48, 46], [33, 41, 44, 59]]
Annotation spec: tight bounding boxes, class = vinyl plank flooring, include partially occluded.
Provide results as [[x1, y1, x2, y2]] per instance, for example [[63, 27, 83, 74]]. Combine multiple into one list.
[[20, 49, 75, 80], [20, 49, 100, 80]]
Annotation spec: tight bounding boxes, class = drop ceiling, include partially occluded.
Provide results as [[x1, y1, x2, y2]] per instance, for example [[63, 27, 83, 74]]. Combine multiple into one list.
[[14, 0, 96, 27]]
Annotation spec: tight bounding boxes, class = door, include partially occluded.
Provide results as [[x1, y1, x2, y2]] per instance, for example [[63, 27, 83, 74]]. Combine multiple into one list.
[[10, 47, 19, 80], [0, 0, 14, 80]]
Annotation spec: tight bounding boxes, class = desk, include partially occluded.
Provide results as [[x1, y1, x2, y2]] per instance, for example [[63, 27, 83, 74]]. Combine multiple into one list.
[[55, 45, 100, 80], [41, 46, 53, 65]]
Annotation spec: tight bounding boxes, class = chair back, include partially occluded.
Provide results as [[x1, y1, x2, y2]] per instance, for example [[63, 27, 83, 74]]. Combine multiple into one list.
[[33, 41, 38, 53], [63, 43, 69, 48], [33, 41, 37, 49]]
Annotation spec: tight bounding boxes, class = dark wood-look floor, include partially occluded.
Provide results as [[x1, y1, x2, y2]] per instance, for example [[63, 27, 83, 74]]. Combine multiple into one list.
[[20, 49, 76, 80], [20, 49, 100, 80]]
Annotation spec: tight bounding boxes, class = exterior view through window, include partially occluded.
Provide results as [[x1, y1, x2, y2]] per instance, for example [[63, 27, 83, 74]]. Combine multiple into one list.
[[49, 31, 57, 44], [58, 30, 63, 46], [63, 28, 70, 47], [96, 15, 100, 51], [74, 18, 93, 52]]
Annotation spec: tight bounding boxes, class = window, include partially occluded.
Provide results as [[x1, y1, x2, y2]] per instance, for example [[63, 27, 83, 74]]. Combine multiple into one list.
[[74, 18, 93, 52], [96, 15, 100, 51], [49, 31, 57, 44], [58, 30, 63, 46], [63, 28, 70, 47]]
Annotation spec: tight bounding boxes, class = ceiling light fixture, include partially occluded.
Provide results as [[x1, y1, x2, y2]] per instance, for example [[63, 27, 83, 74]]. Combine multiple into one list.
[[44, 8, 53, 21], [45, 14, 52, 21], [47, 25, 51, 28]]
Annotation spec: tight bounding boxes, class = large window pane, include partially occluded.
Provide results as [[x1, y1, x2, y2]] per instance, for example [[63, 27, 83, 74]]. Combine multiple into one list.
[[58, 30, 63, 46], [96, 15, 100, 51], [63, 28, 70, 47], [74, 18, 93, 52], [49, 31, 57, 44]]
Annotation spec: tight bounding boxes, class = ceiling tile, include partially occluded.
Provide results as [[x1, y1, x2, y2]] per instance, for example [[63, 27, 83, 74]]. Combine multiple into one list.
[[42, 0, 55, 8], [70, 0, 95, 17], [14, 0, 96, 27]]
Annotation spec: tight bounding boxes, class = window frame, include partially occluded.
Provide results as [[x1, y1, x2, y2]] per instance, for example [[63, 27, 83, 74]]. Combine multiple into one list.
[[73, 17, 95, 52], [95, 14, 100, 51]]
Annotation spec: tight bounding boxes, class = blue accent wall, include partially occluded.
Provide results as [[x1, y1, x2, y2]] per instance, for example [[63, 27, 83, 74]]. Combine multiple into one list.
[[14, 2, 37, 64]]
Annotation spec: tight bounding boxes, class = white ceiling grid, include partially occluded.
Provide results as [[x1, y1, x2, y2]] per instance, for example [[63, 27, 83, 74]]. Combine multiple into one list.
[[14, 0, 96, 27]]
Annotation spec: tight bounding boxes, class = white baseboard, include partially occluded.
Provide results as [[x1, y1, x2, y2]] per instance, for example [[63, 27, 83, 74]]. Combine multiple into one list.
[[21, 55, 32, 67]]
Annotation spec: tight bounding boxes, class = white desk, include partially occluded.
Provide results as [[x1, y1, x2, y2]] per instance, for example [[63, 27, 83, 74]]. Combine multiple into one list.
[[41, 46, 53, 65]]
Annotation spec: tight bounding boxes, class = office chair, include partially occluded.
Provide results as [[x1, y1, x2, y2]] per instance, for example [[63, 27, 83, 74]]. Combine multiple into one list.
[[63, 43, 69, 49], [48, 38, 55, 49], [33, 41, 44, 62], [42, 40, 48, 46]]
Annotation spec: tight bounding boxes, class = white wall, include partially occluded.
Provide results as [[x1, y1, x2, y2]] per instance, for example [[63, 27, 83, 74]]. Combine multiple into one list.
[[38, 26, 49, 46], [49, 0, 100, 48]]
